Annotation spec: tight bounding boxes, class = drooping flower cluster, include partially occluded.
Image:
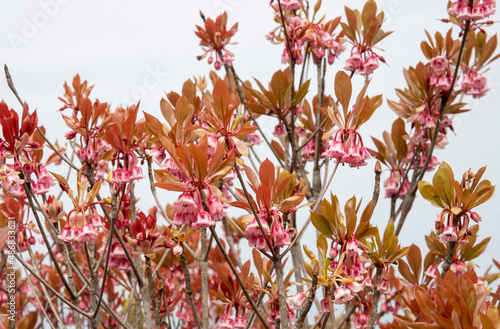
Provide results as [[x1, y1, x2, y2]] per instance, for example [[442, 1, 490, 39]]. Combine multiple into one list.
[[448, 0, 496, 20], [428, 55, 453, 93], [267, 2, 346, 65], [327, 236, 375, 304], [344, 47, 381, 76], [218, 311, 248, 329], [266, 296, 296, 325], [173, 183, 227, 229], [30, 164, 56, 195], [323, 129, 371, 167], [148, 147, 188, 182], [462, 68, 490, 98], [384, 169, 410, 199], [58, 211, 101, 243], [244, 206, 291, 252]]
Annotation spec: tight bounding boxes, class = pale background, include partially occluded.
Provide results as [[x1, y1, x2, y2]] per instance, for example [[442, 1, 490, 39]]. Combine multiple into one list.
[[1, 0, 499, 275]]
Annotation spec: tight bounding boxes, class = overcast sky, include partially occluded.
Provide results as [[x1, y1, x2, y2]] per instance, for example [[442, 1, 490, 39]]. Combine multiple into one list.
[[1, 0, 500, 272]]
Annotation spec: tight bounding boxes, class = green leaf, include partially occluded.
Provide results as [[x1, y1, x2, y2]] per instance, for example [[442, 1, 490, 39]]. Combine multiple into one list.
[[317, 234, 328, 264], [432, 170, 453, 208], [311, 212, 333, 238], [292, 80, 310, 107], [418, 181, 441, 206], [383, 221, 395, 246]]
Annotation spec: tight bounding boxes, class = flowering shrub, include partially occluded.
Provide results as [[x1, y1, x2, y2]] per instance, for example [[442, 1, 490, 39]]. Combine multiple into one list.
[[1, 1, 500, 329]]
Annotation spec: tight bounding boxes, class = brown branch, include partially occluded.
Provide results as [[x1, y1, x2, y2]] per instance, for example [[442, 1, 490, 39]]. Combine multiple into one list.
[[180, 250, 203, 329], [222, 217, 243, 268], [274, 257, 290, 328], [13, 253, 91, 318], [296, 118, 328, 152], [366, 267, 383, 329], [24, 244, 63, 329], [200, 228, 209, 329], [147, 158, 171, 223], [245, 264, 274, 328], [220, 52, 285, 169], [281, 161, 340, 258], [146, 257, 161, 327], [23, 182, 75, 298]]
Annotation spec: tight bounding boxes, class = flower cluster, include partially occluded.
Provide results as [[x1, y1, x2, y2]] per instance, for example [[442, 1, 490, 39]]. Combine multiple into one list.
[[344, 47, 381, 76], [58, 211, 102, 243], [384, 169, 410, 199], [173, 184, 226, 229], [323, 129, 371, 167], [448, 0, 496, 20], [462, 69, 490, 98], [1, 168, 25, 197], [428, 55, 453, 93], [266, 297, 297, 325], [267, 3, 346, 65], [148, 147, 188, 182], [30, 165, 56, 195], [218, 314, 248, 329], [327, 236, 376, 303], [244, 206, 291, 252]]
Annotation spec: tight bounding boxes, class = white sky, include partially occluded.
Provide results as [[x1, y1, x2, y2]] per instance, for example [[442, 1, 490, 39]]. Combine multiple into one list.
[[1, 0, 500, 273]]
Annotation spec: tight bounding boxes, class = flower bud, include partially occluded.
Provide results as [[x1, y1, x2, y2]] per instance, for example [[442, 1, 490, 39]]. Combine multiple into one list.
[[173, 243, 183, 256]]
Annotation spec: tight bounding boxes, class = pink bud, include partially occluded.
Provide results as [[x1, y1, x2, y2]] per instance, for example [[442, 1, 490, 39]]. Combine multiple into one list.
[[172, 243, 183, 256], [470, 212, 481, 222], [28, 236, 36, 245], [65, 130, 77, 140], [328, 244, 338, 259]]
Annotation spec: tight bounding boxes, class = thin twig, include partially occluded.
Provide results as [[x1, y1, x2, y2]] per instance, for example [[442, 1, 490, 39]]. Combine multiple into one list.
[[23, 245, 60, 329], [222, 217, 243, 268], [180, 250, 203, 329], [200, 228, 209, 328], [23, 182, 75, 298], [372, 161, 382, 207], [147, 158, 171, 223], [13, 253, 91, 318], [366, 267, 383, 329]]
